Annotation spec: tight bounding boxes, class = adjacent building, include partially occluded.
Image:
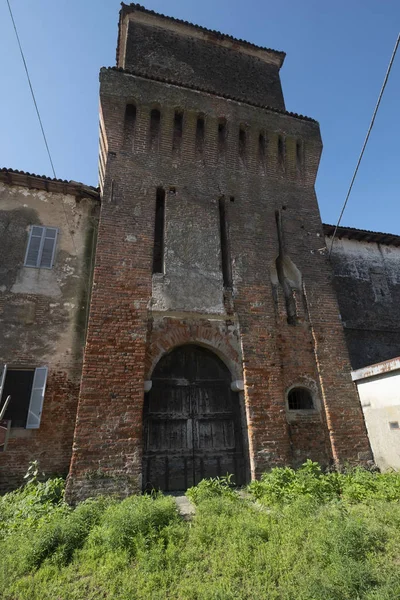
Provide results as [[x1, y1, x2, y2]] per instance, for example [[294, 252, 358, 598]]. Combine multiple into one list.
[[0, 168, 99, 489]]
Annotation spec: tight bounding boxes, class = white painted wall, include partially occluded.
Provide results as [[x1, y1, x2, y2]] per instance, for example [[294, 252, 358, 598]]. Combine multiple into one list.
[[355, 369, 400, 471]]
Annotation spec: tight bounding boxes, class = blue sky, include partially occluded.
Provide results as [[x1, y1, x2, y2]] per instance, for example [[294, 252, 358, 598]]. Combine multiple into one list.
[[1, 0, 399, 233]]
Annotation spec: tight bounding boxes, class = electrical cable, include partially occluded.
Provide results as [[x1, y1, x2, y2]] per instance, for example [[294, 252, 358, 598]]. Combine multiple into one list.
[[6, 0, 57, 179], [328, 33, 400, 257], [5, 0, 93, 294]]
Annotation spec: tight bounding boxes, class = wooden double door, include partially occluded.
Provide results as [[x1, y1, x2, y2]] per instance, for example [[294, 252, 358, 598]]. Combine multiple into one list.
[[143, 345, 246, 491]]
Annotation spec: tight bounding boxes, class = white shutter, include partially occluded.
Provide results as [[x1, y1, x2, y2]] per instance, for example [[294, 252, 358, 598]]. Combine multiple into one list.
[[0, 364, 7, 402], [24, 226, 58, 269], [26, 367, 48, 429], [40, 228, 58, 268], [24, 226, 45, 267]]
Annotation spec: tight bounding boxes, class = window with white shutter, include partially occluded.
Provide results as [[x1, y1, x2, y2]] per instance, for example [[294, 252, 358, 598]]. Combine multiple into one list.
[[24, 226, 58, 269], [0, 367, 48, 428], [26, 367, 48, 429]]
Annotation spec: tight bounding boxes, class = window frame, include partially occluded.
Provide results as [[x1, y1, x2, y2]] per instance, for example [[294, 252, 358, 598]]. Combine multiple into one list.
[[0, 366, 48, 429], [24, 226, 59, 269], [286, 384, 319, 415]]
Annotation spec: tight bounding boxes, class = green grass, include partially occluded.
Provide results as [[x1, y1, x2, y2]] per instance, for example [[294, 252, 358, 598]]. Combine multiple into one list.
[[1, 463, 400, 599]]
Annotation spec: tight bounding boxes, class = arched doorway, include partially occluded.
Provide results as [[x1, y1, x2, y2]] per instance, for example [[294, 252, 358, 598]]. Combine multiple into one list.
[[143, 345, 246, 491]]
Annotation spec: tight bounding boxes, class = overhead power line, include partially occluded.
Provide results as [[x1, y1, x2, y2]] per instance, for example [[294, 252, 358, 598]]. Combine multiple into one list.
[[5, 0, 92, 294], [6, 0, 57, 179], [329, 32, 400, 257]]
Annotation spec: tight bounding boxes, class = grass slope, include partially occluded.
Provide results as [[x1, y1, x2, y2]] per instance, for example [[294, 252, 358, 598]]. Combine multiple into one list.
[[1, 462, 400, 599]]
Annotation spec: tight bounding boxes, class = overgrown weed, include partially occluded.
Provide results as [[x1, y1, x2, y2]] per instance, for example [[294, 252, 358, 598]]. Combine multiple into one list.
[[1, 462, 400, 599]]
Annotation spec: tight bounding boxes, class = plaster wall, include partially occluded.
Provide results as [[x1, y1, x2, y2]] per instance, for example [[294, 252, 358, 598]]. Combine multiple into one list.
[[327, 236, 400, 369], [356, 371, 400, 471], [0, 181, 99, 488]]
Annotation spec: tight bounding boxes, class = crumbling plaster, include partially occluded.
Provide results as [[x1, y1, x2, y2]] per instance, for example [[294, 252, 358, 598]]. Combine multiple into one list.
[[328, 236, 400, 369], [0, 181, 98, 375]]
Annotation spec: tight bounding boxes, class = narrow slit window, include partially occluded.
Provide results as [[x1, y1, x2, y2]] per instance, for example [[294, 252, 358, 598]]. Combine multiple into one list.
[[196, 115, 205, 155], [173, 110, 183, 153], [150, 109, 161, 150], [218, 119, 227, 153], [218, 197, 233, 288], [153, 188, 166, 274], [24, 226, 58, 269], [288, 388, 314, 410], [258, 133, 266, 169], [123, 103, 136, 150], [296, 139, 302, 170], [239, 127, 246, 163], [278, 136, 285, 169]]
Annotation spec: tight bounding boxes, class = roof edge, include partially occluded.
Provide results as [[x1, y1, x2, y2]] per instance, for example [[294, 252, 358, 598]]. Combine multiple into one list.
[[323, 223, 400, 247], [118, 3, 286, 66], [103, 66, 317, 123], [0, 168, 100, 201], [352, 356, 400, 382]]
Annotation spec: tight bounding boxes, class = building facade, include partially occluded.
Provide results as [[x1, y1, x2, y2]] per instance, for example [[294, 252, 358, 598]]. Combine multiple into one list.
[[0, 169, 99, 490], [65, 4, 372, 501], [4, 4, 400, 498]]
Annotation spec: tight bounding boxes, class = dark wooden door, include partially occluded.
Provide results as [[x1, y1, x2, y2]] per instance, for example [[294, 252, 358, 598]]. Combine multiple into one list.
[[143, 345, 245, 491]]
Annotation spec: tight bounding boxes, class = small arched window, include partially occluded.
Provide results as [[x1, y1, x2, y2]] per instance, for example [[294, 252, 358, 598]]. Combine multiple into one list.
[[288, 387, 314, 410]]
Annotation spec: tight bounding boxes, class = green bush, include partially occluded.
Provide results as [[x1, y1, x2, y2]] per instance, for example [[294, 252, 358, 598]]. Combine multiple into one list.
[[0, 476, 66, 539], [27, 496, 111, 568], [88, 494, 179, 557], [2, 465, 400, 599], [248, 460, 400, 505], [186, 474, 239, 505]]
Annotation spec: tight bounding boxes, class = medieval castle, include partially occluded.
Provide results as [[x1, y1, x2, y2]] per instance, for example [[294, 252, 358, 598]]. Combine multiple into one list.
[[1, 4, 399, 501]]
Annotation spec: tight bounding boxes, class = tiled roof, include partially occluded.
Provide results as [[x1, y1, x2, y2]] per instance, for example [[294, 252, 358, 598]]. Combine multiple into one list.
[[0, 168, 100, 200], [118, 3, 286, 65], [104, 66, 317, 123], [323, 223, 400, 247]]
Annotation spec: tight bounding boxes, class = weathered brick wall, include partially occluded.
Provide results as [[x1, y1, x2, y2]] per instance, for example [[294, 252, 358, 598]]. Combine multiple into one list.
[[122, 19, 285, 110], [0, 181, 98, 490], [327, 235, 400, 369], [66, 50, 371, 500]]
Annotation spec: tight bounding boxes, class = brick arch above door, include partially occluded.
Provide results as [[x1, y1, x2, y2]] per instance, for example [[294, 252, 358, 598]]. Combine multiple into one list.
[[145, 317, 243, 382]]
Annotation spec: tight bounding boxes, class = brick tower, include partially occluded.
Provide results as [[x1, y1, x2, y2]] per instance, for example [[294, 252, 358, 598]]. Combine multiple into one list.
[[66, 4, 371, 501]]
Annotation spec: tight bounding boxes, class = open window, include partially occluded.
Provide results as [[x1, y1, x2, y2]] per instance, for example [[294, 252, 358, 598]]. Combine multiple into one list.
[[287, 387, 314, 411], [24, 226, 58, 269], [0, 365, 48, 429]]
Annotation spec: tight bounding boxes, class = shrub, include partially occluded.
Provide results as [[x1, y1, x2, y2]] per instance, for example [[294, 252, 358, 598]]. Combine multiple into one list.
[[26, 496, 111, 568], [186, 474, 239, 505], [88, 494, 179, 557], [248, 460, 400, 505]]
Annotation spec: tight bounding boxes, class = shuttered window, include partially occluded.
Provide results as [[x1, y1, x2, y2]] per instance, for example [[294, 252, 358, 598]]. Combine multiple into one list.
[[26, 367, 48, 429], [0, 367, 48, 428], [24, 226, 58, 269]]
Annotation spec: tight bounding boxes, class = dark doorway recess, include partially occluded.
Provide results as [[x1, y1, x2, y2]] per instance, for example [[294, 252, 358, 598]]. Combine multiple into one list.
[[143, 345, 246, 491]]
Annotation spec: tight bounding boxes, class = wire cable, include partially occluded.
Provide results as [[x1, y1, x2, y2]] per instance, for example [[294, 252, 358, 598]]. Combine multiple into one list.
[[6, 0, 57, 179], [328, 33, 400, 257], [5, 0, 92, 294]]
